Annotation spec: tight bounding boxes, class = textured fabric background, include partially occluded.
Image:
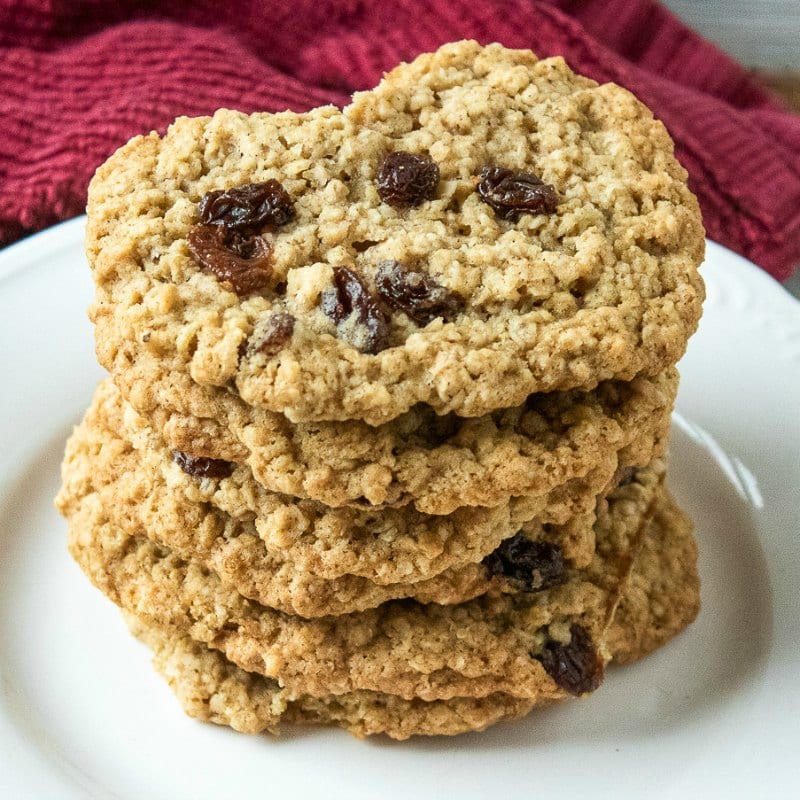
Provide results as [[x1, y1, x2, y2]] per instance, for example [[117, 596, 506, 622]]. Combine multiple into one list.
[[1, 0, 798, 278]]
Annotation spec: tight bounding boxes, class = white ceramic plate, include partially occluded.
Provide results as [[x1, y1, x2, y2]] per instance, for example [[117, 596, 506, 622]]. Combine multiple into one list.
[[1, 218, 798, 799]]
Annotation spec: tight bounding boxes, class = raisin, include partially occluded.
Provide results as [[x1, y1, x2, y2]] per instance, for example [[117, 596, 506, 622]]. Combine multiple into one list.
[[321, 267, 389, 354], [187, 224, 272, 296], [483, 534, 565, 591], [536, 624, 603, 695], [250, 312, 295, 355], [477, 166, 559, 220], [198, 180, 295, 231], [377, 151, 440, 207], [172, 451, 234, 479], [375, 260, 463, 325]]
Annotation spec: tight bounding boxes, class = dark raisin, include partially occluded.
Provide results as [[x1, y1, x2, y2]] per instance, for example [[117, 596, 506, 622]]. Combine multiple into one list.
[[224, 230, 267, 259], [172, 451, 234, 479], [376, 152, 440, 207], [250, 312, 295, 356], [477, 166, 559, 220], [321, 267, 389, 354], [198, 180, 295, 231], [536, 624, 603, 695], [483, 534, 565, 591], [375, 260, 463, 326], [187, 224, 272, 296]]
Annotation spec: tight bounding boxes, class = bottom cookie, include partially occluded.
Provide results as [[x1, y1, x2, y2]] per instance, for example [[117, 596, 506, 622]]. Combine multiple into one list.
[[125, 489, 699, 739], [126, 613, 535, 739]]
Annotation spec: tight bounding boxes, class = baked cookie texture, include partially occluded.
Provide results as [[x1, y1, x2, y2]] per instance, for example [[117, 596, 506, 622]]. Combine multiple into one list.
[[61, 39, 703, 739], [58, 380, 665, 617], [606, 492, 700, 663], [123, 485, 697, 740], [125, 614, 535, 739], [87, 40, 704, 426], [64, 461, 661, 701], [64, 378, 670, 579], [118, 356, 676, 514]]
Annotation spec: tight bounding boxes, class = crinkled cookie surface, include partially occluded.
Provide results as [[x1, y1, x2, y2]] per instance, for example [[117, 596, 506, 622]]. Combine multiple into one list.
[[121, 487, 696, 739], [606, 491, 699, 663], [126, 614, 534, 740], [58, 381, 609, 592], [64, 463, 662, 702], [116, 356, 676, 514], [87, 40, 704, 425], [58, 381, 664, 617]]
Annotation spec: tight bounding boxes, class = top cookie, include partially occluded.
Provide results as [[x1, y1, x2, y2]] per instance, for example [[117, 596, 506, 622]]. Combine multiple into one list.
[[87, 40, 704, 425]]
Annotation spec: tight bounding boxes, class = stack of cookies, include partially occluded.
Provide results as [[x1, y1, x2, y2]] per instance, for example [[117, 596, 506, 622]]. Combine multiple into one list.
[[56, 41, 704, 739]]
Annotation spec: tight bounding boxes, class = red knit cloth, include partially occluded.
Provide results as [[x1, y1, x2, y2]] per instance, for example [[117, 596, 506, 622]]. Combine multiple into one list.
[[1, 0, 798, 279]]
